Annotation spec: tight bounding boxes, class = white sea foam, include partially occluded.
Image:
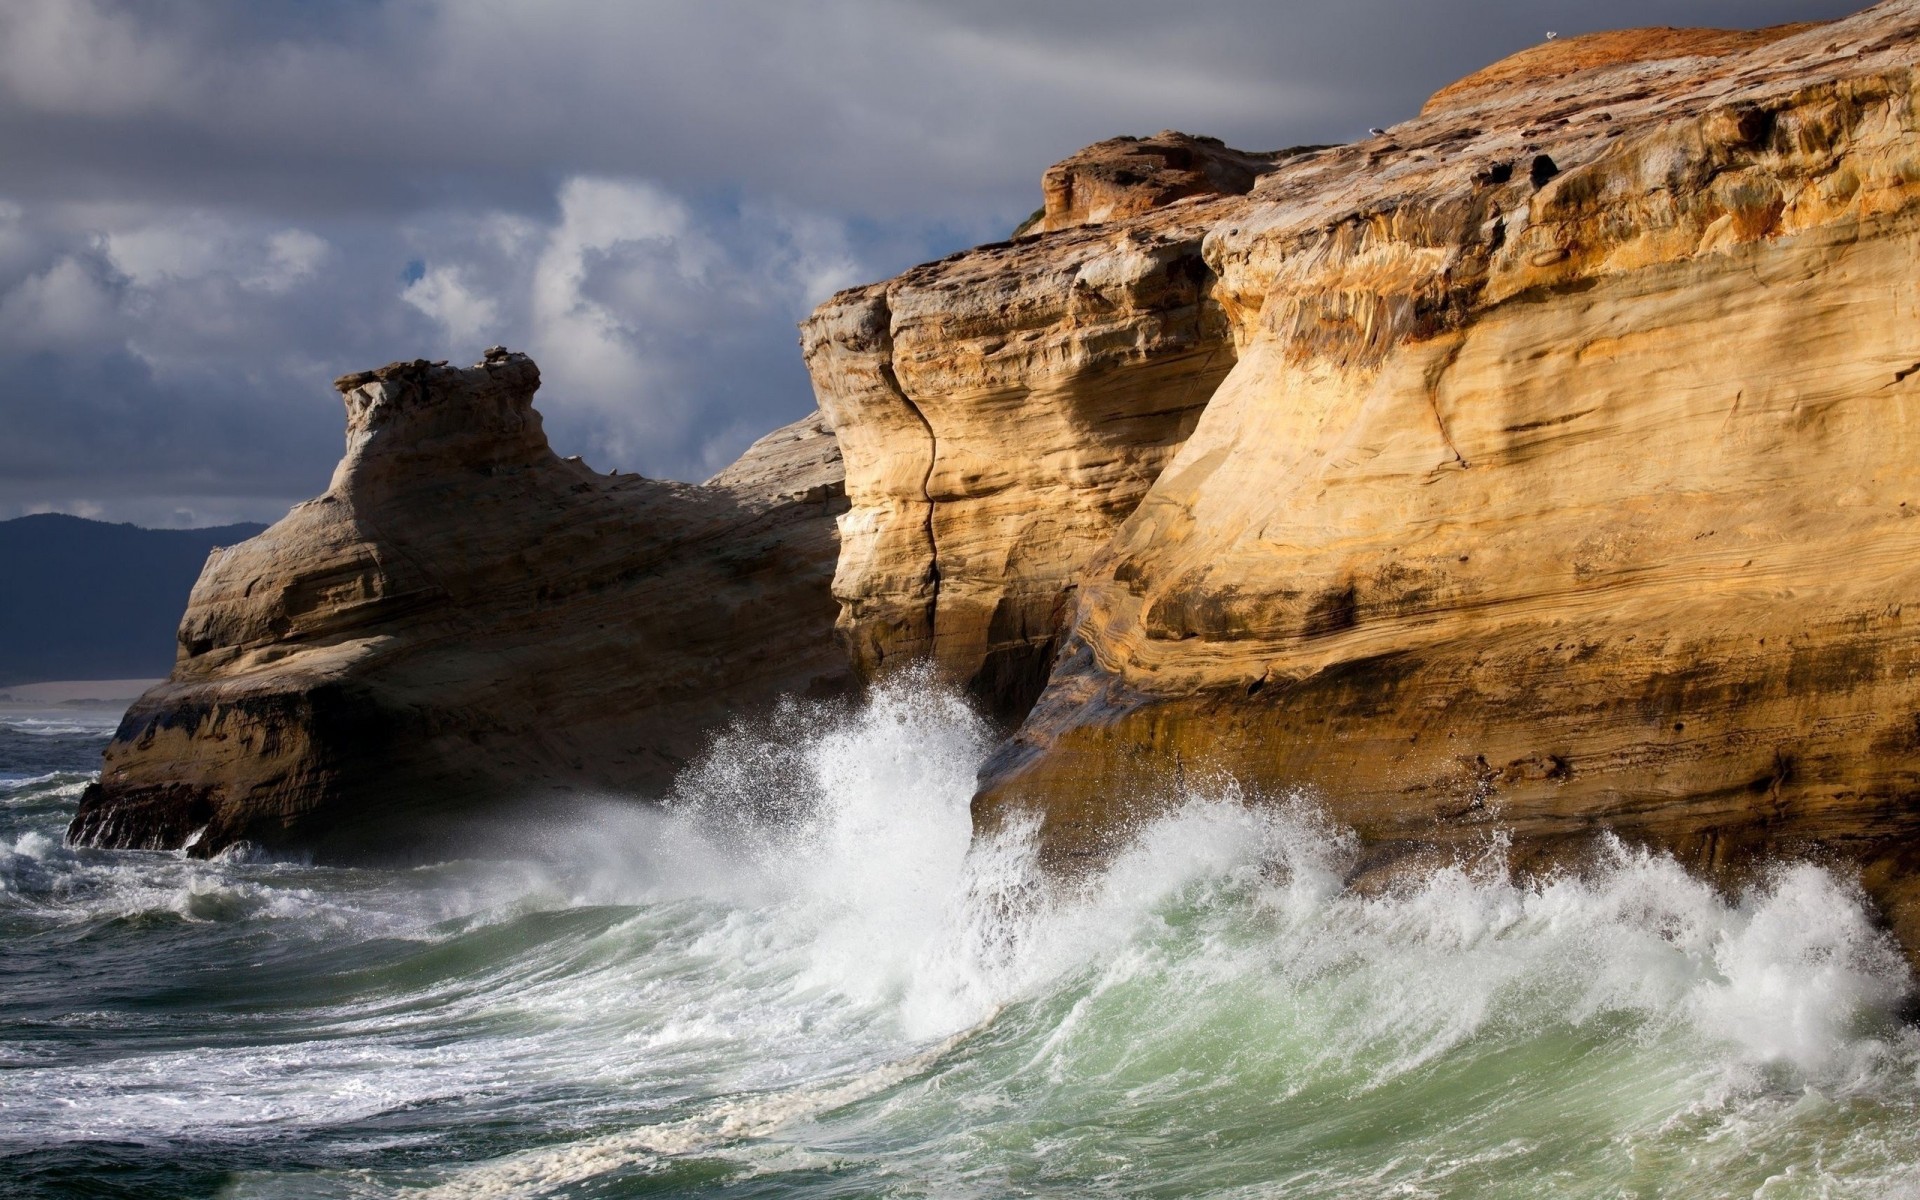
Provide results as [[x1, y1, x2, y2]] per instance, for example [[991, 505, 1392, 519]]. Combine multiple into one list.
[[0, 712, 121, 736], [10, 673, 1920, 1198], [316, 674, 1917, 1198], [1, 770, 101, 795]]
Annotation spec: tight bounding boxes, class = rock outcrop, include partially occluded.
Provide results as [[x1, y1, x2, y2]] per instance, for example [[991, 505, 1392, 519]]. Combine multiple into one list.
[[805, 203, 1235, 719], [802, 129, 1329, 718], [809, 1, 1920, 950], [1025, 131, 1300, 235], [69, 351, 849, 859]]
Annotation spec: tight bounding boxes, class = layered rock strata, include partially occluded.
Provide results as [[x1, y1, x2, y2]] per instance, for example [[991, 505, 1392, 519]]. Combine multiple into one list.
[[69, 0, 1920, 959], [981, 4, 1920, 941], [805, 157, 1267, 718], [69, 352, 849, 859], [805, 131, 1354, 720], [809, 2, 1920, 947]]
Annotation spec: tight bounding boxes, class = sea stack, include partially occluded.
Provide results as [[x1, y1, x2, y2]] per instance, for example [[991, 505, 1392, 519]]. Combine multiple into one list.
[[69, 351, 850, 859]]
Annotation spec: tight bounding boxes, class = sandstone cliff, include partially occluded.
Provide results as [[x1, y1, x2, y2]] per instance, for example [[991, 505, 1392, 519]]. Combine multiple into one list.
[[69, 352, 849, 859], [69, 0, 1920, 958], [808, 2, 1920, 948], [805, 175, 1242, 719]]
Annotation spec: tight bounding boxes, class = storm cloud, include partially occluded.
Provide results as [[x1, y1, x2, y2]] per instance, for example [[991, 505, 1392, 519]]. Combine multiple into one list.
[[0, 0, 1866, 525]]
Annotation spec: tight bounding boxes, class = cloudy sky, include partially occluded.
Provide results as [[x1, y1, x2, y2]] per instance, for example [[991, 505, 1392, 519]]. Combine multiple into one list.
[[0, 0, 1864, 527]]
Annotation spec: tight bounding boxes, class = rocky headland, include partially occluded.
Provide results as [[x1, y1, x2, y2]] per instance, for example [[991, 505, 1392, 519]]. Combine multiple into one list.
[[69, 351, 848, 858], [72, 0, 1920, 954], [813, 1, 1920, 949]]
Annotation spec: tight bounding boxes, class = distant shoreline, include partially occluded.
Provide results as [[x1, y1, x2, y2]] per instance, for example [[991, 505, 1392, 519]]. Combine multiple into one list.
[[0, 679, 160, 706]]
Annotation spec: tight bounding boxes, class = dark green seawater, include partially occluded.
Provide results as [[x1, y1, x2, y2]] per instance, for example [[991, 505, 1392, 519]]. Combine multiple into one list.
[[5, 679, 1920, 1198]]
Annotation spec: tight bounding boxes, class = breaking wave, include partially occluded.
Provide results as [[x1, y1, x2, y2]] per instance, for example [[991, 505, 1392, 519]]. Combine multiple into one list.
[[4, 671, 1918, 1198]]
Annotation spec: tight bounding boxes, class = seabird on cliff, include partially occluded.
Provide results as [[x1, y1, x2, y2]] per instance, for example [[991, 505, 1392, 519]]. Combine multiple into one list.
[[1545, 31, 1558, 40], [1369, 127, 1387, 136]]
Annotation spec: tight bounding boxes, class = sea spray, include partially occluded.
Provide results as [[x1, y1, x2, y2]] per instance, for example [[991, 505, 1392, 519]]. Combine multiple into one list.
[[664, 671, 993, 1010], [4, 684, 1920, 1198]]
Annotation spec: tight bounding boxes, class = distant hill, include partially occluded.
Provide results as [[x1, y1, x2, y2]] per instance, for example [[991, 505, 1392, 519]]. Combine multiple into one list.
[[0, 514, 269, 686]]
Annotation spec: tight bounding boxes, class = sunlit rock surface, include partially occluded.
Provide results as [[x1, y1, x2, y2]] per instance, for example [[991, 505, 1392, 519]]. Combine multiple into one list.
[[69, 352, 849, 859], [71, 0, 1920, 962], [811, 3, 1920, 950], [804, 152, 1267, 718]]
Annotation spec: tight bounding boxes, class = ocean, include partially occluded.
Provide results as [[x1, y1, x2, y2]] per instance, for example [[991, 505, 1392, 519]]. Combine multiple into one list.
[[4, 676, 1920, 1198]]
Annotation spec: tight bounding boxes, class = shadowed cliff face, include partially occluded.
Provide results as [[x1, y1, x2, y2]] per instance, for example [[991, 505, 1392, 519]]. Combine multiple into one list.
[[809, 1, 1920, 953], [69, 352, 850, 860]]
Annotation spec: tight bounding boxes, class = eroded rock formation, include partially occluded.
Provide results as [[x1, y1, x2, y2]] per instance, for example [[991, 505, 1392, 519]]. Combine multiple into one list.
[[69, 351, 849, 859], [803, 130, 1363, 720], [1025, 131, 1301, 235], [808, 2, 1920, 950], [805, 159, 1267, 718], [70, 0, 1920, 959]]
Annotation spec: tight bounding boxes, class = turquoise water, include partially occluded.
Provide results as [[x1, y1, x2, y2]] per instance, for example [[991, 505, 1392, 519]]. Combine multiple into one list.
[[5, 679, 1920, 1198]]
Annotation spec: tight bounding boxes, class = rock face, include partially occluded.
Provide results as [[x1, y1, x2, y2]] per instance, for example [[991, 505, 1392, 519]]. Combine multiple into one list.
[[804, 203, 1237, 719], [69, 351, 849, 859], [803, 131, 1325, 719], [69, 1, 1920, 961], [811, 2, 1920, 949]]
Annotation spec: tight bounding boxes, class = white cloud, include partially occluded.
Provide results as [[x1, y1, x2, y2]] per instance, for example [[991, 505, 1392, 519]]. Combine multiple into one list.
[[0, 166, 877, 523], [457, 175, 877, 472], [744, 201, 868, 310], [6, 0, 1856, 525], [104, 218, 329, 293], [250, 229, 330, 293], [25, 498, 105, 519], [384, 173, 884, 475], [529, 177, 697, 394], [0, 254, 122, 350], [0, 0, 195, 119], [103, 221, 223, 286], [402, 264, 502, 348]]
